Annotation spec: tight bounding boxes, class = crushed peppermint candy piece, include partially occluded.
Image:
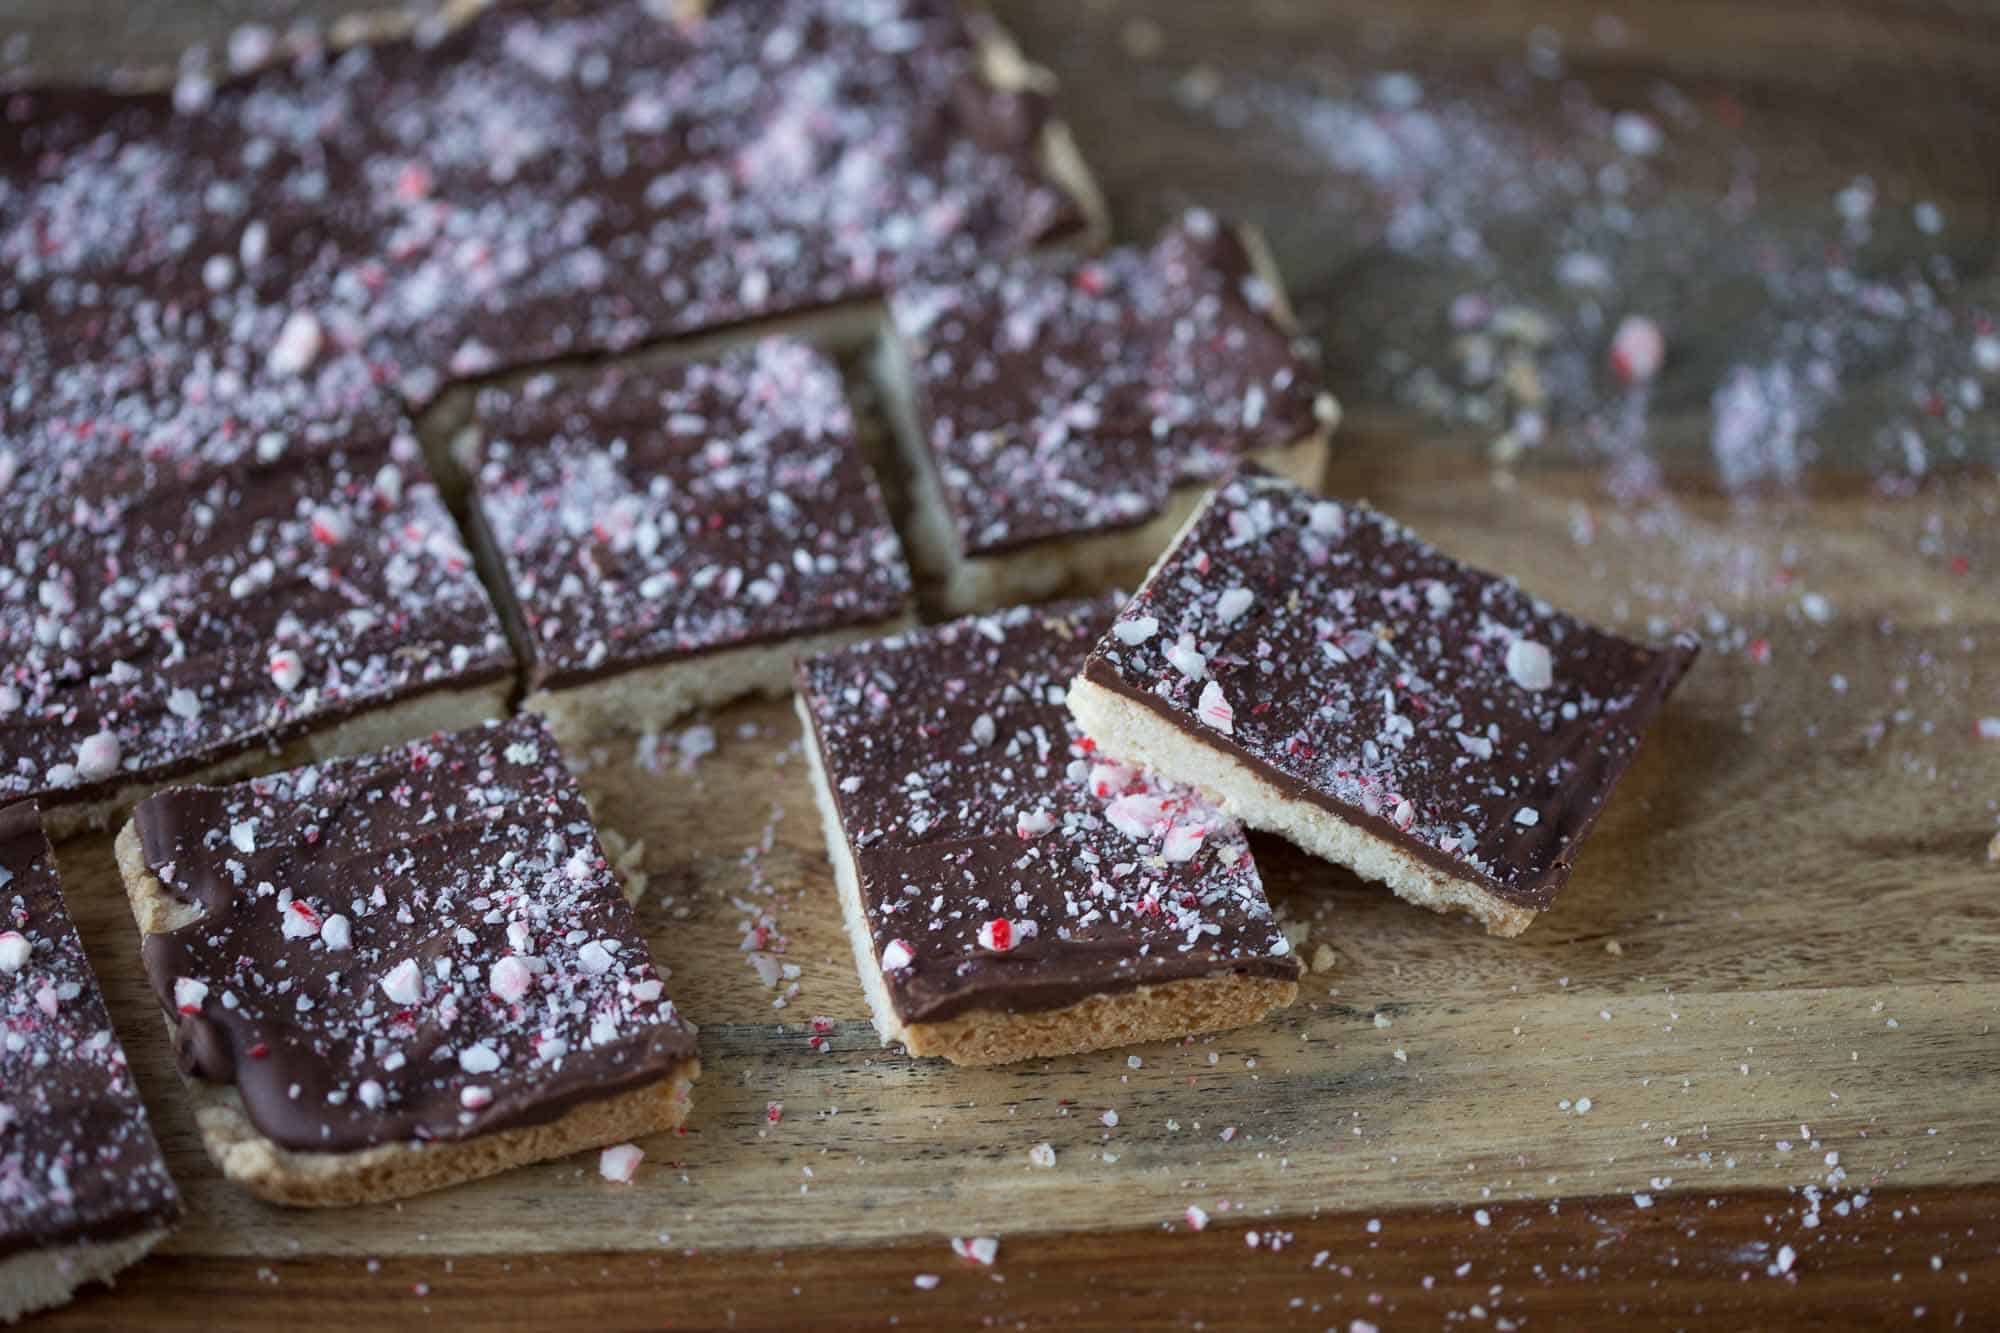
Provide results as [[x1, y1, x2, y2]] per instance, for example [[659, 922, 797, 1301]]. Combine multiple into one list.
[[173, 977, 210, 1014], [1197, 681, 1235, 734], [599, 1143, 644, 1184], [1609, 315, 1665, 383], [0, 931, 31, 974], [951, 1236, 1000, 1266]]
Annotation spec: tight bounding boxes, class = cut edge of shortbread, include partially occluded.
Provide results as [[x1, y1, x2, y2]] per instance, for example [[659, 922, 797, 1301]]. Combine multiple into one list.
[[794, 695, 1299, 1066], [0, 1224, 170, 1324], [1066, 673, 1536, 938], [113, 821, 700, 1208], [39, 682, 508, 845], [872, 220, 1338, 615]]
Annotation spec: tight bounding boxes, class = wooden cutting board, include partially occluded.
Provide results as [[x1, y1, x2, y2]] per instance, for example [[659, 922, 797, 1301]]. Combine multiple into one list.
[[49, 434, 2000, 1262], [17, 0, 2000, 1326]]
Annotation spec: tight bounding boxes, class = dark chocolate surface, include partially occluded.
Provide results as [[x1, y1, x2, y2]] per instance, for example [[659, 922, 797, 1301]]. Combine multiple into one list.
[[797, 596, 1298, 1025], [1080, 468, 1699, 910], [134, 715, 695, 1154], [0, 801, 181, 1259], [473, 339, 910, 692], [887, 210, 1327, 557]]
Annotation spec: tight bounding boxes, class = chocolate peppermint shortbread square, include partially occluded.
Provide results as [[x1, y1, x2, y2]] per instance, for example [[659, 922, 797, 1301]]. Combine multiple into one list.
[[1067, 467, 1699, 936], [795, 596, 1300, 1066], [465, 340, 913, 744], [0, 801, 180, 1321], [0, 408, 514, 841], [114, 714, 698, 1206], [876, 210, 1338, 614]]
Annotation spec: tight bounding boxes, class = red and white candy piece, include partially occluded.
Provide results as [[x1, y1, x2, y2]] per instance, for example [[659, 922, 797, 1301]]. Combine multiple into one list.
[[880, 939, 915, 972], [0, 931, 31, 974], [1015, 808, 1055, 839], [1161, 822, 1207, 863], [599, 1143, 644, 1183], [75, 731, 121, 782], [1196, 680, 1235, 735], [1610, 315, 1665, 384], [173, 977, 209, 1014], [490, 954, 534, 1003], [269, 650, 304, 693], [309, 504, 351, 545], [951, 1236, 999, 1266], [379, 958, 423, 1005], [319, 914, 353, 950]]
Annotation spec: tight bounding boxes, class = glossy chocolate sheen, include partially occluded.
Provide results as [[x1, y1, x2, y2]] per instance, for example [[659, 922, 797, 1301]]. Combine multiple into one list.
[[473, 339, 911, 692], [2, 0, 1087, 408], [0, 801, 181, 1259], [1080, 467, 1700, 910], [134, 715, 695, 1154], [797, 596, 1299, 1025], [887, 210, 1326, 556]]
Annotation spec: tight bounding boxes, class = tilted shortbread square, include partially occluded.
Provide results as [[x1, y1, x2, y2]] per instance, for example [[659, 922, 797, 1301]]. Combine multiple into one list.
[[0, 801, 180, 1323], [795, 596, 1300, 1067], [1068, 467, 1699, 937], [463, 339, 914, 744], [876, 209, 1339, 614], [116, 715, 698, 1206]]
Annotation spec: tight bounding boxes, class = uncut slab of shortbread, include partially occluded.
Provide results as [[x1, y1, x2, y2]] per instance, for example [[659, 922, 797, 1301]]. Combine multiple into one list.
[[795, 596, 1300, 1066], [0, 0, 1102, 408], [117, 715, 698, 1206], [877, 209, 1339, 613], [1068, 467, 1700, 937], [0, 801, 180, 1323], [466, 339, 913, 744]]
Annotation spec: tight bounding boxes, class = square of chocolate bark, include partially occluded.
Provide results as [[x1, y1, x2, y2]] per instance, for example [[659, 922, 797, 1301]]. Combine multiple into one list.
[[1068, 467, 1700, 937], [0, 801, 180, 1322], [795, 596, 1300, 1066], [464, 339, 914, 744], [0, 352, 515, 840], [114, 714, 699, 1207], [876, 209, 1340, 614]]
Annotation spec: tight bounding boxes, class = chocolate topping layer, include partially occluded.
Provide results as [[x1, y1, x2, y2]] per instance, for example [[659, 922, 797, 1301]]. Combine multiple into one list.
[[0, 801, 181, 1259], [134, 715, 694, 1154], [473, 339, 910, 692], [1080, 468, 1700, 910], [887, 210, 1327, 557], [797, 597, 1299, 1024]]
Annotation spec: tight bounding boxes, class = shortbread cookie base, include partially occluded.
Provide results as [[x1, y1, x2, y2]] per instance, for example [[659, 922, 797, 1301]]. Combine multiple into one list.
[[520, 616, 915, 747], [1067, 675, 1537, 937], [41, 682, 509, 844], [115, 823, 701, 1207], [796, 697, 1298, 1065], [0, 1226, 168, 1325]]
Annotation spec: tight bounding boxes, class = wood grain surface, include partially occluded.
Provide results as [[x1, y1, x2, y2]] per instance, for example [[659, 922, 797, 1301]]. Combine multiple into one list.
[[11, 0, 2000, 1327]]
